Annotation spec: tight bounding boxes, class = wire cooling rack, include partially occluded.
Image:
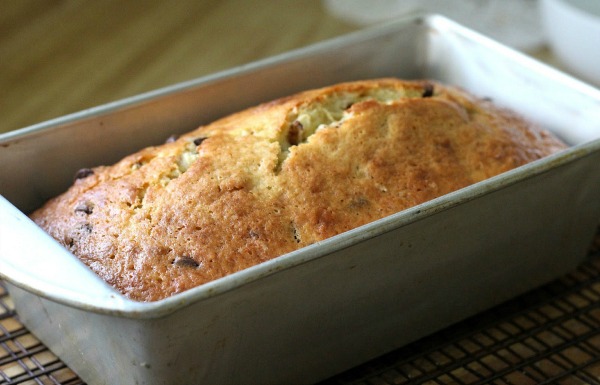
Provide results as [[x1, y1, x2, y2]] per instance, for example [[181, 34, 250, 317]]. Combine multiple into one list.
[[2, 246, 600, 385], [0, 286, 82, 385]]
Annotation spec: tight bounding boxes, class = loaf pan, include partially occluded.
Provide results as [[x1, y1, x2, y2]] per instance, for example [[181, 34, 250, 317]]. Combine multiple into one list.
[[1, 14, 600, 385]]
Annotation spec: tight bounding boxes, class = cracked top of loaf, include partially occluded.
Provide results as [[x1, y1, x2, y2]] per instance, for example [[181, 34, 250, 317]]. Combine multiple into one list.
[[30, 78, 567, 301]]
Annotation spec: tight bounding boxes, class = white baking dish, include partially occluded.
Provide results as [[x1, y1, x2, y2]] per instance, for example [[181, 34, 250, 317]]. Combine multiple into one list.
[[1, 15, 600, 385]]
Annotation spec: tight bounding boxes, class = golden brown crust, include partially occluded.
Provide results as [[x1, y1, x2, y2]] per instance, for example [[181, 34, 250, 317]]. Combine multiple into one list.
[[30, 78, 567, 301]]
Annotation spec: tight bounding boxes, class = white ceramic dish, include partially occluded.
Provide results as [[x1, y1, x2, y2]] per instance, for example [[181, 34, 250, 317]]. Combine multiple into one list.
[[541, 0, 600, 86]]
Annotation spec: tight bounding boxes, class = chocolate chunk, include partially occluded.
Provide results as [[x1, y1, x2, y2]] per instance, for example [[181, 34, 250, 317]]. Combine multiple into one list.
[[74, 202, 93, 215], [422, 83, 434, 98], [288, 120, 303, 146], [165, 134, 179, 143], [74, 168, 94, 181], [173, 256, 200, 268], [193, 137, 207, 146], [349, 197, 370, 208]]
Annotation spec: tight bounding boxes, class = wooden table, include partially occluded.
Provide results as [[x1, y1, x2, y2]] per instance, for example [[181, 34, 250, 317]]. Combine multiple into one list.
[[1, 0, 569, 135], [1, 0, 358, 134]]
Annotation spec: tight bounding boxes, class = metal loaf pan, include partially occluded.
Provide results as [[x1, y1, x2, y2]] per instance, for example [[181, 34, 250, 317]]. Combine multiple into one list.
[[1, 15, 600, 385]]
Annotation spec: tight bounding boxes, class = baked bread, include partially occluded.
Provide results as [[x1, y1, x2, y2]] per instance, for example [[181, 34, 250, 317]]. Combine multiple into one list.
[[30, 78, 567, 301]]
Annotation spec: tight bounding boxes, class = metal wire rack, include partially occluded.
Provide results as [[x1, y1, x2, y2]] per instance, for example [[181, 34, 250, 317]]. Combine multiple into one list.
[[1, 248, 599, 385]]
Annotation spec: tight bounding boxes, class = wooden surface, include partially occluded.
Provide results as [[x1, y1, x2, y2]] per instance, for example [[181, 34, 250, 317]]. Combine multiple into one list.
[[1, 0, 568, 135], [0, 0, 358, 134]]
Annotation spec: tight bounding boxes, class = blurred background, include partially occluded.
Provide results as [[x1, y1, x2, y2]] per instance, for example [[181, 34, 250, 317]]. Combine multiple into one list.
[[1, 0, 596, 134]]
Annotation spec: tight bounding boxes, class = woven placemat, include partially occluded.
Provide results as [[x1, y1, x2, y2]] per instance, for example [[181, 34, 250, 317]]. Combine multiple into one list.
[[2, 240, 599, 385]]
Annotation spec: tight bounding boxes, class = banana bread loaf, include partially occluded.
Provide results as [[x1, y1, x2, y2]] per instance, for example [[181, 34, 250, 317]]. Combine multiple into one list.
[[30, 78, 567, 301]]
